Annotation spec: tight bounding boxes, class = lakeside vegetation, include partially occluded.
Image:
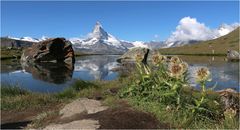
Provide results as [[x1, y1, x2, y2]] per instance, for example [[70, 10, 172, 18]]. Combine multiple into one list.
[[1, 54, 239, 129], [119, 53, 239, 128], [1, 79, 127, 111], [159, 27, 239, 55], [1, 47, 23, 60]]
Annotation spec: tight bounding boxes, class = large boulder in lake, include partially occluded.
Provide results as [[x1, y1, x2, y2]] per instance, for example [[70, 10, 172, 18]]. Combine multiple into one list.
[[117, 48, 150, 63], [21, 38, 75, 64], [227, 50, 239, 61]]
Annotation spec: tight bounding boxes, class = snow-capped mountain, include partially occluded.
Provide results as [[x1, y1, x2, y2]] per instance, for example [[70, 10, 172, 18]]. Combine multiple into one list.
[[5, 36, 50, 43], [146, 41, 165, 49], [6, 36, 38, 42], [71, 22, 128, 54], [131, 41, 148, 48]]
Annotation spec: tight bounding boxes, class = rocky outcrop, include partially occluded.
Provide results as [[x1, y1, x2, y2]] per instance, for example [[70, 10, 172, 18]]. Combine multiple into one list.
[[44, 98, 108, 129], [59, 98, 108, 119], [1, 37, 35, 48], [217, 88, 239, 116], [21, 38, 75, 64], [227, 50, 240, 61], [117, 48, 150, 63]]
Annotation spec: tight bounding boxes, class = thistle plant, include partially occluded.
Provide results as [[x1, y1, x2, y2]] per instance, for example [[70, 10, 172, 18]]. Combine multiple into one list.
[[120, 54, 229, 128], [192, 67, 211, 113], [170, 56, 181, 64], [165, 57, 189, 106], [168, 63, 184, 79], [152, 52, 166, 66]]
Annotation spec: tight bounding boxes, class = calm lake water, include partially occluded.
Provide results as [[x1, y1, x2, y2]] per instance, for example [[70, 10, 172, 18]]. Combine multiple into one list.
[[179, 56, 239, 91], [1, 55, 239, 93], [1, 55, 120, 93]]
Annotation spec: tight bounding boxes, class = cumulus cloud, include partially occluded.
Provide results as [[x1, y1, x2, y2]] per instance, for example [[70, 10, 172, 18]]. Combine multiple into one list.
[[166, 16, 239, 44]]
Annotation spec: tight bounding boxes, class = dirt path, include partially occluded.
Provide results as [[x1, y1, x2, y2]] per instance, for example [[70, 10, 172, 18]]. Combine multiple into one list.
[[43, 98, 170, 129], [1, 103, 62, 129], [1, 98, 170, 129]]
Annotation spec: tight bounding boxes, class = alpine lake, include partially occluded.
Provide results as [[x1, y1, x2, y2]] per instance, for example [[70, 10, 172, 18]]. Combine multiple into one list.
[[1, 55, 239, 93]]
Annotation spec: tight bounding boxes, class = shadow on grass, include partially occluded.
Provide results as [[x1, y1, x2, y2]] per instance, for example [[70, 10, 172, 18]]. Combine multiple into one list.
[[1, 121, 31, 129]]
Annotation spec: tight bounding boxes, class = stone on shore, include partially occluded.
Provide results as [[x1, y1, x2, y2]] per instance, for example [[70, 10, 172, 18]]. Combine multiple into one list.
[[44, 119, 100, 129], [60, 98, 108, 119], [117, 47, 150, 63]]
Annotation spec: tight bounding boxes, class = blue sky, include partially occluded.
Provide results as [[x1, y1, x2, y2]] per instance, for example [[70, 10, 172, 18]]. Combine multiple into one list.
[[1, 1, 239, 42]]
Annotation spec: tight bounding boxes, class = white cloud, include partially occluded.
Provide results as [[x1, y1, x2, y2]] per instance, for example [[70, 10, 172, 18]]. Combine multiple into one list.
[[213, 23, 239, 37], [154, 34, 159, 38], [166, 16, 239, 44]]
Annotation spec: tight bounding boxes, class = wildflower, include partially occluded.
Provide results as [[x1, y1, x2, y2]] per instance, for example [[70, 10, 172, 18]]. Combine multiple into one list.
[[152, 52, 165, 65], [180, 62, 188, 73], [224, 108, 236, 119], [135, 53, 144, 63], [168, 63, 184, 78], [195, 67, 211, 83], [170, 56, 181, 64], [166, 105, 172, 111]]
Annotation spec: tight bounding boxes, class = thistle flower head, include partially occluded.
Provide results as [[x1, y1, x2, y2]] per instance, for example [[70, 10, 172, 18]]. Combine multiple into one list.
[[168, 63, 184, 78], [224, 108, 237, 119], [135, 53, 144, 63], [180, 62, 188, 73], [195, 67, 211, 83], [170, 56, 181, 64], [152, 52, 165, 65]]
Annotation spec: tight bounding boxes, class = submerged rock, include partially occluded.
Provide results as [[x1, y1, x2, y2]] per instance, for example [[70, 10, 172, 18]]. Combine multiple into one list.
[[21, 38, 75, 64], [117, 47, 150, 63]]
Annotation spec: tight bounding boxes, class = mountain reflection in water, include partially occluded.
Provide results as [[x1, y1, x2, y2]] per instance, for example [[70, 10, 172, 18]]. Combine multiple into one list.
[[0, 55, 120, 93], [73, 55, 119, 80]]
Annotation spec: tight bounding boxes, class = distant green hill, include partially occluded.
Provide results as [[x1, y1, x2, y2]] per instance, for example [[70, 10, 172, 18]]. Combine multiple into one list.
[[159, 27, 239, 56]]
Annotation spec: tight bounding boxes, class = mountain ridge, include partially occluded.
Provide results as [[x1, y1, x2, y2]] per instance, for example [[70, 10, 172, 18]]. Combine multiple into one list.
[[1, 22, 238, 51]]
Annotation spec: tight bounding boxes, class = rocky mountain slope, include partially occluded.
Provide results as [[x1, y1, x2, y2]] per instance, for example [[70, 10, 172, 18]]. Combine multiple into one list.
[[1, 37, 36, 48]]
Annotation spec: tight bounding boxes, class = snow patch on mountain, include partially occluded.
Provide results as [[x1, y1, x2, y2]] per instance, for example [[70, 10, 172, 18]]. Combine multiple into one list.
[[131, 41, 148, 48], [6, 36, 50, 43]]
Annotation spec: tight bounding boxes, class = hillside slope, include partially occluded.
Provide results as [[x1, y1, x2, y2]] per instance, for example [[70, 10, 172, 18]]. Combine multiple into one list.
[[159, 27, 239, 55]]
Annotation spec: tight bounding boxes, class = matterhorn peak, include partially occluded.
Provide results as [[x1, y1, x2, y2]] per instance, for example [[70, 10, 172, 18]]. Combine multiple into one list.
[[92, 21, 108, 39], [95, 21, 102, 28]]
